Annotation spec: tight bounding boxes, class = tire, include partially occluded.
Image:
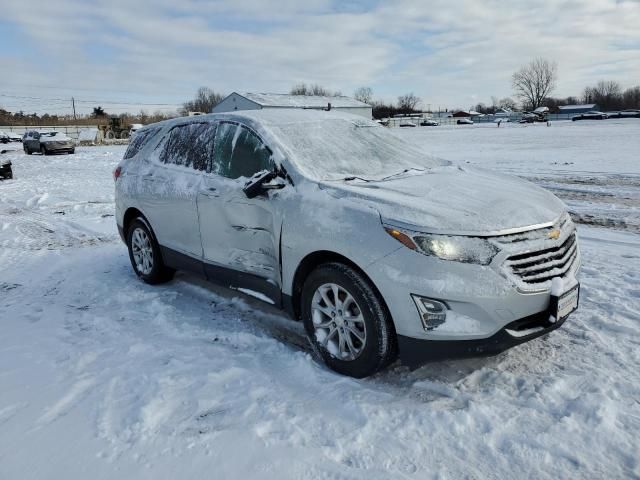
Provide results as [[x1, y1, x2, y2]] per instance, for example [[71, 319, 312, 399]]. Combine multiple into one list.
[[24, 147, 32, 155], [301, 262, 397, 378], [126, 218, 175, 284], [69, 149, 75, 155], [40, 145, 48, 155]]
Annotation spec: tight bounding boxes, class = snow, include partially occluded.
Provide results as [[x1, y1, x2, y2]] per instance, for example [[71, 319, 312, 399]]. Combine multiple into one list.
[[257, 113, 445, 181], [235, 287, 275, 305], [1, 119, 640, 479], [396, 119, 640, 233], [39, 131, 72, 143], [239, 92, 370, 108]]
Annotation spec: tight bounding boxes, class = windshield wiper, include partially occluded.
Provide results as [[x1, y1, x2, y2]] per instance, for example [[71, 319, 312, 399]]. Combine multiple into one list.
[[380, 168, 426, 181]]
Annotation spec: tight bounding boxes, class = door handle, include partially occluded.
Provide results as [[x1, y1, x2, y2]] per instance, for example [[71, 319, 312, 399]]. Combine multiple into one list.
[[200, 187, 219, 198]]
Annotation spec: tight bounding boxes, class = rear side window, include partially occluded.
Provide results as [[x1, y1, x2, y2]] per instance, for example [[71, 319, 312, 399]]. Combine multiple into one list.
[[212, 122, 272, 179], [159, 122, 216, 171], [124, 128, 159, 159]]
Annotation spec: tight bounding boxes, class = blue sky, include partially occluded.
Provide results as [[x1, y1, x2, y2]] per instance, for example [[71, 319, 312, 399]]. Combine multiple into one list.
[[1, 0, 639, 115]]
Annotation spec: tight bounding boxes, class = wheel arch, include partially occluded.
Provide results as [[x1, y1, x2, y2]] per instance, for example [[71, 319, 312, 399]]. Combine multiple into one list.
[[289, 251, 393, 327], [122, 207, 160, 246]]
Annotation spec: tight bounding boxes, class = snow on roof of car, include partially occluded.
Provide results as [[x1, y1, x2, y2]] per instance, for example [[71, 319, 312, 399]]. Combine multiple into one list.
[[558, 104, 597, 110], [237, 92, 371, 108]]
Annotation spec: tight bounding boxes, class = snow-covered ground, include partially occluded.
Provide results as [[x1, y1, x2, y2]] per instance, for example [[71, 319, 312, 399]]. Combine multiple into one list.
[[1, 119, 639, 479]]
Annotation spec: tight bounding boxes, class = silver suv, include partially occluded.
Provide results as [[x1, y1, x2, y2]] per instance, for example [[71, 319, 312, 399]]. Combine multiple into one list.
[[114, 110, 580, 377]]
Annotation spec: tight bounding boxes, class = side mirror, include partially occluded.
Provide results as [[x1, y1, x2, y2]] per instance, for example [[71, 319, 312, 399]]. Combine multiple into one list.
[[243, 170, 286, 199]]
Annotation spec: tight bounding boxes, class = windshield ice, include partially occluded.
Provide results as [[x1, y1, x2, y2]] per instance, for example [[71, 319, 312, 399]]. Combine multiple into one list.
[[270, 118, 446, 181]]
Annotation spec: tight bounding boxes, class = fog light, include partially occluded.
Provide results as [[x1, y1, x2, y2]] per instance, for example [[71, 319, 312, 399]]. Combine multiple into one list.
[[411, 295, 447, 331]]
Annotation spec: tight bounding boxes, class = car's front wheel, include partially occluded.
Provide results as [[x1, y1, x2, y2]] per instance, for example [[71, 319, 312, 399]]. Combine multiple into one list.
[[301, 262, 397, 378], [126, 218, 175, 284]]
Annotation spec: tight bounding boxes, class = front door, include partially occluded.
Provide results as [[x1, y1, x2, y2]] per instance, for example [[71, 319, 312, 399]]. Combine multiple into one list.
[[197, 121, 283, 304]]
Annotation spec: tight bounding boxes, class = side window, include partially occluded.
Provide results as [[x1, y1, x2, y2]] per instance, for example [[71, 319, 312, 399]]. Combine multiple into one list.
[[124, 127, 159, 159], [212, 122, 272, 179], [159, 122, 216, 171]]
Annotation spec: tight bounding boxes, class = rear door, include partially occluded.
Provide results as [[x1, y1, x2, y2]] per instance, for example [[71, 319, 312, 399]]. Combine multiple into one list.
[[197, 121, 283, 303], [139, 121, 216, 259]]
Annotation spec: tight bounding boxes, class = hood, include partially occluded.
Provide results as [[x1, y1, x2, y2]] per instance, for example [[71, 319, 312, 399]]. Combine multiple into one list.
[[322, 165, 566, 236], [40, 135, 72, 143]]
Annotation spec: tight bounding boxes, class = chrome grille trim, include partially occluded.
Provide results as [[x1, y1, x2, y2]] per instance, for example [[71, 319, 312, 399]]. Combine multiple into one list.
[[496, 213, 580, 291]]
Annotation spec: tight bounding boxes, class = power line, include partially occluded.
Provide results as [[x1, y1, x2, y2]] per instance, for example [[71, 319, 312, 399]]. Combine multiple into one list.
[[0, 93, 181, 106]]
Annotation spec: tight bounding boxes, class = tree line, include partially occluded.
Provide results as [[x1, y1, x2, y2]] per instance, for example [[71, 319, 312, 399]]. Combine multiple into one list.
[[2, 60, 639, 125]]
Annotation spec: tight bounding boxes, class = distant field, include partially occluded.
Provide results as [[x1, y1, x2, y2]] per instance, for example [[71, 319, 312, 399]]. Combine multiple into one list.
[[398, 118, 640, 233]]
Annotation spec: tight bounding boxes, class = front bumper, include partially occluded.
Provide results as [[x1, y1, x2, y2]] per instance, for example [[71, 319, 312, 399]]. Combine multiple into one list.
[[398, 308, 569, 367], [45, 146, 75, 153]]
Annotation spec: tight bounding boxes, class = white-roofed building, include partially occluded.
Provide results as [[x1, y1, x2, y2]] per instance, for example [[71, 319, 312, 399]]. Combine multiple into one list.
[[212, 92, 372, 118]]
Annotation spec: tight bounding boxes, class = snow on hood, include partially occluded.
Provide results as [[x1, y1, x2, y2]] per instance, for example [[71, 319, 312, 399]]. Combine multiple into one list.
[[40, 132, 72, 143], [322, 165, 567, 235]]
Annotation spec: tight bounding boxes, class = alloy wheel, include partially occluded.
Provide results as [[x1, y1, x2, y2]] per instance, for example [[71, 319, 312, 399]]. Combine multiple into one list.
[[311, 283, 367, 361], [131, 227, 154, 275]]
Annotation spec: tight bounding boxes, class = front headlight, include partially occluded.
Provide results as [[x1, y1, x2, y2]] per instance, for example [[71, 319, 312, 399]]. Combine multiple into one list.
[[385, 226, 499, 265]]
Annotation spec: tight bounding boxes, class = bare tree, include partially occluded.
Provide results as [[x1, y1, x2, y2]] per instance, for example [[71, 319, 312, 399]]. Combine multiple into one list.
[[622, 86, 640, 109], [181, 87, 224, 115], [353, 86, 373, 104], [512, 58, 557, 110], [289, 83, 308, 95], [583, 80, 623, 110], [290, 83, 341, 96], [397, 93, 421, 111], [498, 97, 518, 111]]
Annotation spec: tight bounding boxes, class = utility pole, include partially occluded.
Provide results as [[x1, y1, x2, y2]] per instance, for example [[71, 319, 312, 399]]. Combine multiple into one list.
[[72, 97, 77, 121]]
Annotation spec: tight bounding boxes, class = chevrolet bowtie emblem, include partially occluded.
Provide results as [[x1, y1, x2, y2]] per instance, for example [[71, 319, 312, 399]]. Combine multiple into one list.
[[548, 229, 561, 240]]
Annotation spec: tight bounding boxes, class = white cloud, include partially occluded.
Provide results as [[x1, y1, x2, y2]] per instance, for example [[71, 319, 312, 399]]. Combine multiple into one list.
[[1, 0, 639, 113]]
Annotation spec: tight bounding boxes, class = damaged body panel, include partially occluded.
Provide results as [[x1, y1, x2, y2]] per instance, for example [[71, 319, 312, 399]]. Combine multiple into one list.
[[115, 109, 581, 376]]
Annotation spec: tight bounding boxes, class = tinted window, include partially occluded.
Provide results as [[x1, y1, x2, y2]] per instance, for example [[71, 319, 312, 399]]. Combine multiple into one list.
[[212, 122, 272, 179], [124, 127, 159, 160], [159, 122, 216, 171]]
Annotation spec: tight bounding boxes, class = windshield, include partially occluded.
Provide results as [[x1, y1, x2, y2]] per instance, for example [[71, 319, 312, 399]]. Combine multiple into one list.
[[270, 118, 446, 181]]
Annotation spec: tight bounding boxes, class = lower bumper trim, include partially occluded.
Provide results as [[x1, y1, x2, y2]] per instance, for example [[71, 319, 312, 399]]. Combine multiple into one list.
[[397, 309, 569, 368]]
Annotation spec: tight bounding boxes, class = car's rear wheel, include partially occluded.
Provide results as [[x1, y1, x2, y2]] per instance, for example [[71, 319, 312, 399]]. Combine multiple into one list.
[[126, 218, 175, 284], [301, 262, 397, 378]]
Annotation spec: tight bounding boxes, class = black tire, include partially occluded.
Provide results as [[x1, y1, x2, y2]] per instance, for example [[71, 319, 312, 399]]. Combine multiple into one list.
[[40, 145, 48, 155], [69, 149, 75, 154], [126, 218, 175, 284], [301, 262, 397, 378], [24, 147, 32, 155]]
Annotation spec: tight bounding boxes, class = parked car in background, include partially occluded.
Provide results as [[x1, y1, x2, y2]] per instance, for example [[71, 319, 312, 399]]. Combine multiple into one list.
[[607, 110, 640, 119], [1, 131, 22, 143], [420, 119, 439, 126], [0, 155, 13, 180], [620, 109, 640, 118], [7, 131, 22, 142], [457, 118, 474, 125], [399, 120, 417, 127], [572, 111, 607, 121], [115, 109, 581, 378], [23, 131, 75, 155]]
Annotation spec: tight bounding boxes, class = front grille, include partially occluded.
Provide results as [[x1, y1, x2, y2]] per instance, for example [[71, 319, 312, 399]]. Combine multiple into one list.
[[504, 231, 579, 287]]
